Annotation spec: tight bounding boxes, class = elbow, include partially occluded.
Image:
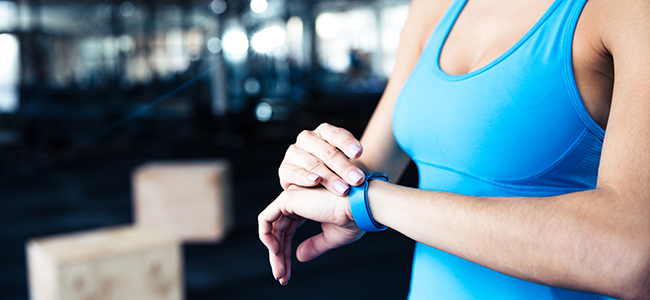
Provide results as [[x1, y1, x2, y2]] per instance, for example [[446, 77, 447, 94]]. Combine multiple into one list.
[[614, 266, 650, 299], [619, 253, 650, 299], [607, 233, 650, 299], [591, 185, 650, 299]]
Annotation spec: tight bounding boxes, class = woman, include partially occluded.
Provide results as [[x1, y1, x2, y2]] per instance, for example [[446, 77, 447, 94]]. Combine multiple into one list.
[[258, 0, 650, 298]]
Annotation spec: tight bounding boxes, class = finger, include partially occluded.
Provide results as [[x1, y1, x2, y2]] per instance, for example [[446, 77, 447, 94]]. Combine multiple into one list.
[[258, 192, 307, 255], [269, 250, 282, 280], [279, 218, 300, 285], [286, 142, 349, 195], [284, 143, 347, 194], [279, 163, 321, 190], [258, 201, 283, 255], [314, 123, 363, 159], [279, 146, 323, 189], [269, 215, 293, 280], [296, 219, 365, 263], [296, 131, 365, 190], [296, 232, 335, 263]]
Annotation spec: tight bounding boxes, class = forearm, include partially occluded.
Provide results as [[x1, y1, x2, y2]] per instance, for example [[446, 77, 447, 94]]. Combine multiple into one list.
[[348, 0, 437, 183], [351, 146, 410, 184], [366, 180, 650, 298], [351, 96, 411, 182]]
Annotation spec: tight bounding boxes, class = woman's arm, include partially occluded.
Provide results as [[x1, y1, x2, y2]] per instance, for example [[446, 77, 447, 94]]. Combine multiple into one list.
[[261, 0, 650, 296], [278, 0, 452, 195], [263, 0, 453, 285], [359, 1, 650, 297], [352, 0, 451, 181], [367, 184, 648, 298]]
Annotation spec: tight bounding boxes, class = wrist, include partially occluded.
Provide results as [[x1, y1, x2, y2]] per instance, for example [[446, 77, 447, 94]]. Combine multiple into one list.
[[366, 179, 389, 227]]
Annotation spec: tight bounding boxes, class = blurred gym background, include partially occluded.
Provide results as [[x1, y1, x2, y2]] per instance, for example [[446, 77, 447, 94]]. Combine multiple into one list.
[[0, 0, 420, 298]]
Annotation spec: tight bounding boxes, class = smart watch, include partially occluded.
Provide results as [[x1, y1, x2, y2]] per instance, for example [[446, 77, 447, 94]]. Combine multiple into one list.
[[349, 171, 389, 232]]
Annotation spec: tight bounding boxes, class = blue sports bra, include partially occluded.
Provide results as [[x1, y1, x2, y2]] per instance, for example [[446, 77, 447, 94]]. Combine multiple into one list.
[[392, 0, 614, 298]]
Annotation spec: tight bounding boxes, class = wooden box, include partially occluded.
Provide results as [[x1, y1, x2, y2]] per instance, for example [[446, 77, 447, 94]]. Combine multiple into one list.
[[26, 227, 182, 300], [132, 160, 233, 243]]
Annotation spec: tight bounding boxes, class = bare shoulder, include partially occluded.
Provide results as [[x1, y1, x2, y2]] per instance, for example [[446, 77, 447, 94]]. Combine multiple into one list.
[[400, 0, 454, 51], [388, 0, 455, 88], [588, 0, 650, 55]]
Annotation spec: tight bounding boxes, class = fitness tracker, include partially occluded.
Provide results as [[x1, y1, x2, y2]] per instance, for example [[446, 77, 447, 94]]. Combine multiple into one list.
[[349, 171, 389, 232]]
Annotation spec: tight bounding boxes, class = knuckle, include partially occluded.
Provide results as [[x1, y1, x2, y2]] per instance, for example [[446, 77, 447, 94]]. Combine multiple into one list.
[[284, 144, 297, 157], [279, 178, 290, 190], [334, 200, 352, 225], [330, 127, 345, 139], [278, 163, 288, 180], [305, 158, 324, 172], [344, 137, 359, 148], [340, 163, 356, 175], [290, 167, 302, 180], [296, 130, 312, 143], [334, 209, 348, 225], [286, 143, 296, 153], [316, 123, 331, 131], [323, 146, 341, 161]]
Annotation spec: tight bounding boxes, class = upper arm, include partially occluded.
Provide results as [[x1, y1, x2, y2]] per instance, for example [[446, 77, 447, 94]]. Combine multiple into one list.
[[357, 0, 452, 180], [597, 0, 650, 196], [595, 0, 650, 296]]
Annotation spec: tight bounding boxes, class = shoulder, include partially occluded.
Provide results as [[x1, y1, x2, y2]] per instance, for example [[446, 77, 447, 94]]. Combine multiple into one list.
[[583, 0, 650, 56], [400, 0, 454, 51]]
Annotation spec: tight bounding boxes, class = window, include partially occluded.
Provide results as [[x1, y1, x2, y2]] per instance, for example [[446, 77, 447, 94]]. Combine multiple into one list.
[[0, 33, 20, 113]]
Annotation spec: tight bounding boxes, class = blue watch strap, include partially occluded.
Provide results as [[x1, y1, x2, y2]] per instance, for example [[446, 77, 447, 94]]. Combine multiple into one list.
[[349, 171, 389, 232]]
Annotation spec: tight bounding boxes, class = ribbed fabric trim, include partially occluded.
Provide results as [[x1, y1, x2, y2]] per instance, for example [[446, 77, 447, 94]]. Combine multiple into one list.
[[414, 159, 587, 194], [562, 0, 606, 141], [495, 128, 590, 184], [413, 128, 601, 193]]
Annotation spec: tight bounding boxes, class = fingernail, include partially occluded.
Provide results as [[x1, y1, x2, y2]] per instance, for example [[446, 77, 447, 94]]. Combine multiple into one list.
[[348, 170, 364, 183], [334, 181, 349, 195], [348, 144, 362, 157], [279, 279, 286, 285], [307, 173, 319, 183]]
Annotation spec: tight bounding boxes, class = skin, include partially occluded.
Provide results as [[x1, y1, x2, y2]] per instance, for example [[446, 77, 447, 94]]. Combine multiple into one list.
[[259, 0, 650, 298]]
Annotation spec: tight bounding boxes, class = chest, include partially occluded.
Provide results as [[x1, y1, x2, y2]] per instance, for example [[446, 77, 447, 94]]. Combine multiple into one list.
[[392, 0, 607, 181], [438, 0, 613, 128]]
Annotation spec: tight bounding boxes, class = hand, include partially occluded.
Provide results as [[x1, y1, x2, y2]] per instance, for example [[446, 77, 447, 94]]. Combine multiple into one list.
[[279, 123, 366, 195], [258, 186, 364, 285]]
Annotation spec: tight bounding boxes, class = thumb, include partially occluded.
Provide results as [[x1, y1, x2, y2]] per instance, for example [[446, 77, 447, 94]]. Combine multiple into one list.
[[296, 232, 333, 262], [296, 225, 365, 262]]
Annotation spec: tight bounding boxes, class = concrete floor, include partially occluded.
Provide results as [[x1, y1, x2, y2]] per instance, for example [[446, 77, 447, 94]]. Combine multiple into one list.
[[0, 132, 418, 299]]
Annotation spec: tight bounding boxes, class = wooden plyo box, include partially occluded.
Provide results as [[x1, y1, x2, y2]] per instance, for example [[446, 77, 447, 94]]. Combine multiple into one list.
[[133, 160, 233, 243], [26, 227, 182, 300]]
